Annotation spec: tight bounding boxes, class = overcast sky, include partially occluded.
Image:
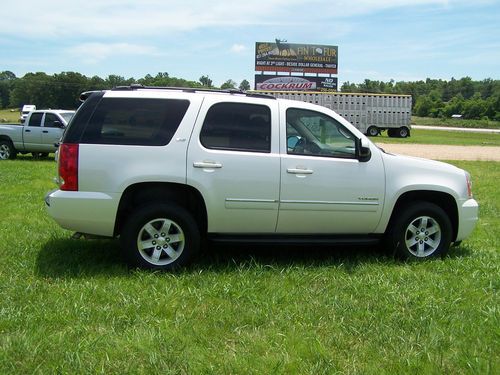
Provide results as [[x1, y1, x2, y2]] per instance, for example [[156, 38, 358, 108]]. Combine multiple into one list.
[[1, 0, 499, 87]]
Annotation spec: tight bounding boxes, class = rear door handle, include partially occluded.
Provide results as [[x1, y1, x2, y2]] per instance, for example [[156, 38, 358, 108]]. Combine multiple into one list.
[[287, 167, 314, 174], [193, 161, 223, 169], [25, 129, 31, 132]]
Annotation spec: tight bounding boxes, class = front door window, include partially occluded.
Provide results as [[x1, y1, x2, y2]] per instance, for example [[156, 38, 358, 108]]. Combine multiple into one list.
[[286, 108, 356, 159]]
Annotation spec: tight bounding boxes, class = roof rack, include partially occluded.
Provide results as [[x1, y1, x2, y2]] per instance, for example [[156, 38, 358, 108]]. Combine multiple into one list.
[[111, 84, 276, 100]]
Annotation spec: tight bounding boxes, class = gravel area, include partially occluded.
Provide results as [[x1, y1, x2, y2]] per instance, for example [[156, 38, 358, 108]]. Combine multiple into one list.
[[376, 143, 500, 161]]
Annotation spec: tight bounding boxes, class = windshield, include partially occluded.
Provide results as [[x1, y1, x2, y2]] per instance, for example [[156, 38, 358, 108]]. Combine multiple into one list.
[[60, 112, 75, 123]]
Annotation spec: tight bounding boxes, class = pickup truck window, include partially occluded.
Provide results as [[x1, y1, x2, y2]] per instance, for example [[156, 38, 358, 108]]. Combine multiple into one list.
[[44, 113, 60, 128], [286, 108, 356, 159], [80, 98, 190, 146], [200, 102, 271, 153], [28, 113, 43, 127]]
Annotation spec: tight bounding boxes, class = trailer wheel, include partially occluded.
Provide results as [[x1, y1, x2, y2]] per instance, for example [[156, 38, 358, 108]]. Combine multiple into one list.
[[367, 126, 379, 137], [397, 127, 410, 138]]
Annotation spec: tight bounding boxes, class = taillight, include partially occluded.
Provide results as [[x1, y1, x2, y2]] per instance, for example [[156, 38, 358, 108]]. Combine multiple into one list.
[[59, 143, 79, 191]]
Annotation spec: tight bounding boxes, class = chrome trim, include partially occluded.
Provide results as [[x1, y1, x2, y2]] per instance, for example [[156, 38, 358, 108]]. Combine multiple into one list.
[[225, 198, 278, 203], [280, 200, 379, 206]]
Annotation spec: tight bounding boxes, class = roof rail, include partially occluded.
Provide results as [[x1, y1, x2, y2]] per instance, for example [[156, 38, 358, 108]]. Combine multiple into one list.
[[111, 85, 276, 99]]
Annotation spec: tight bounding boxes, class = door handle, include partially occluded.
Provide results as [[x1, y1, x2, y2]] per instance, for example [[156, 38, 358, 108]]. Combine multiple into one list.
[[42, 130, 48, 133], [287, 167, 314, 174], [193, 161, 222, 169], [25, 129, 31, 132]]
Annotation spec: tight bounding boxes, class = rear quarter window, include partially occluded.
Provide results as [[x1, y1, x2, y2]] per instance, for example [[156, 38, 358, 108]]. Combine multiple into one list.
[[79, 98, 190, 146]]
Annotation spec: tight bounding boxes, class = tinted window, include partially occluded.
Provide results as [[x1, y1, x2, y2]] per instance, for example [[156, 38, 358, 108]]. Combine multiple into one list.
[[286, 108, 356, 159], [28, 113, 43, 127], [200, 102, 271, 153], [80, 98, 190, 146], [44, 113, 60, 128]]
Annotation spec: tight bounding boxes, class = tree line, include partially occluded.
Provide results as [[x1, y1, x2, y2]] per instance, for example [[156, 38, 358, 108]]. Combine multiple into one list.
[[341, 77, 500, 121], [0, 71, 250, 110], [1, 71, 498, 120]]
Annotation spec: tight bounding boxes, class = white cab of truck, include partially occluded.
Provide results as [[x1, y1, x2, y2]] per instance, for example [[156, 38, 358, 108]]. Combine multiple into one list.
[[0, 109, 75, 160], [45, 86, 479, 270]]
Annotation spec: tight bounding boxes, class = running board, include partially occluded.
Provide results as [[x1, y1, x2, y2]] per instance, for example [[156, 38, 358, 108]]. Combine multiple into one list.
[[207, 234, 382, 246]]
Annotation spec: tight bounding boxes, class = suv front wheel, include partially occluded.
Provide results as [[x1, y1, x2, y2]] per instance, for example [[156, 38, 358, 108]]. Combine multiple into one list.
[[389, 202, 452, 259], [121, 204, 200, 270]]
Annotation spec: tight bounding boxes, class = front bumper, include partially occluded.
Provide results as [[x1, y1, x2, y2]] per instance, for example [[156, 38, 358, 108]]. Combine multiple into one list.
[[455, 198, 479, 242], [45, 189, 120, 237]]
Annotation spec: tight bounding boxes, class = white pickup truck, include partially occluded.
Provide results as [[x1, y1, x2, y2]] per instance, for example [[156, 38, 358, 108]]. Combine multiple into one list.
[[0, 109, 75, 159]]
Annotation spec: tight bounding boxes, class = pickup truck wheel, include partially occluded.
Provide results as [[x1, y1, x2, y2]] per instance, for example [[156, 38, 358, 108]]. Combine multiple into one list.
[[120, 204, 200, 270], [0, 140, 16, 160], [367, 126, 379, 137], [389, 202, 452, 260]]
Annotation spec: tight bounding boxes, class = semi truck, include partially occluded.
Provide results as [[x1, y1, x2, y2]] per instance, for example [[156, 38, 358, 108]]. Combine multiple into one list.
[[255, 91, 412, 138]]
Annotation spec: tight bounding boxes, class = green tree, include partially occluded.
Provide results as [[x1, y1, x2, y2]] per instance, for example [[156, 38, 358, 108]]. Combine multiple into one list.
[[52, 72, 89, 108], [220, 79, 237, 90], [0, 71, 17, 109], [9, 72, 56, 108], [199, 75, 213, 88], [239, 79, 250, 91]]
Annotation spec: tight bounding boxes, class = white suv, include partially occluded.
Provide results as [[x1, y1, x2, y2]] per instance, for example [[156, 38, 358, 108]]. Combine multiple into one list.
[[45, 86, 479, 270]]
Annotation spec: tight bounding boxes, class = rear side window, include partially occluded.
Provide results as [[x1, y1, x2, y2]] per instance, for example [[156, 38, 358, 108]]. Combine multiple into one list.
[[28, 113, 43, 127], [80, 98, 189, 146], [200, 102, 271, 153]]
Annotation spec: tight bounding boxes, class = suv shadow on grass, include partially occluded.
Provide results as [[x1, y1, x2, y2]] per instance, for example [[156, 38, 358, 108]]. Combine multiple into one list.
[[35, 237, 472, 279]]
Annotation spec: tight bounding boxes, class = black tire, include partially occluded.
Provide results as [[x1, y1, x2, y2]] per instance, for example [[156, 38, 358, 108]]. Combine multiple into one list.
[[388, 202, 452, 260], [120, 203, 200, 270], [367, 126, 379, 137], [387, 129, 397, 138], [397, 127, 410, 138], [0, 140, 16, 160]]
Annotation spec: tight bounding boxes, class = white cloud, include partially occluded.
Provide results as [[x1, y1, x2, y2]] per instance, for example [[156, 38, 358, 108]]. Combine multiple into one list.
[[230, 44, 247, 53], [67, 42, 160, 64], [0, 0, 469, 38]]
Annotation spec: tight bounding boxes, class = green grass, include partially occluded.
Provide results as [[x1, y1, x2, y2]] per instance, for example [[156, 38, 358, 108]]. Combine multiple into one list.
[[375, 128, 500, 146], [412, 116, 500, 129], [0, 157, 498, 374], [0, 108, 21, 123]]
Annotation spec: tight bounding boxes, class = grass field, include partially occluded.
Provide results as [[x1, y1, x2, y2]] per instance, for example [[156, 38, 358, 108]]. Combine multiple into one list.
[[412, 116, 500, 129], [0, 157, 498, 373], [0, 108, 21, 123], [375, 128, 500, 146]]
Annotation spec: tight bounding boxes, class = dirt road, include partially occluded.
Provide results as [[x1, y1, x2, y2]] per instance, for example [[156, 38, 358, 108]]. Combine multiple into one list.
[[376, 143, 500, 161]]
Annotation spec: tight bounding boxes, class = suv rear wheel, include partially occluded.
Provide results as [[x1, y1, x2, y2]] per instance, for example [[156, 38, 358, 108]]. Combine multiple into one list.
[[121, 204, 200, 270], [389, 202, 452, 259]]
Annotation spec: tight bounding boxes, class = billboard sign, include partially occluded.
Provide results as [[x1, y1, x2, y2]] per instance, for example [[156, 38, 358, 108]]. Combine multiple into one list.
[[255, 41, 338, 74], [255, 75, 338, 92]]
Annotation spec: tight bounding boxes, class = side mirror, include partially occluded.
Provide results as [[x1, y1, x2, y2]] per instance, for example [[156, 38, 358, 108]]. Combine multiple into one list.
[[53, 120, 65, 129], [358, 138, 371, 162]]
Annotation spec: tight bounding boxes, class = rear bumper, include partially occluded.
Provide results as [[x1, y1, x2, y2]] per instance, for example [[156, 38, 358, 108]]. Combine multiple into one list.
[[456, 198, 479, 242], [45, 189, 120, 237]]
